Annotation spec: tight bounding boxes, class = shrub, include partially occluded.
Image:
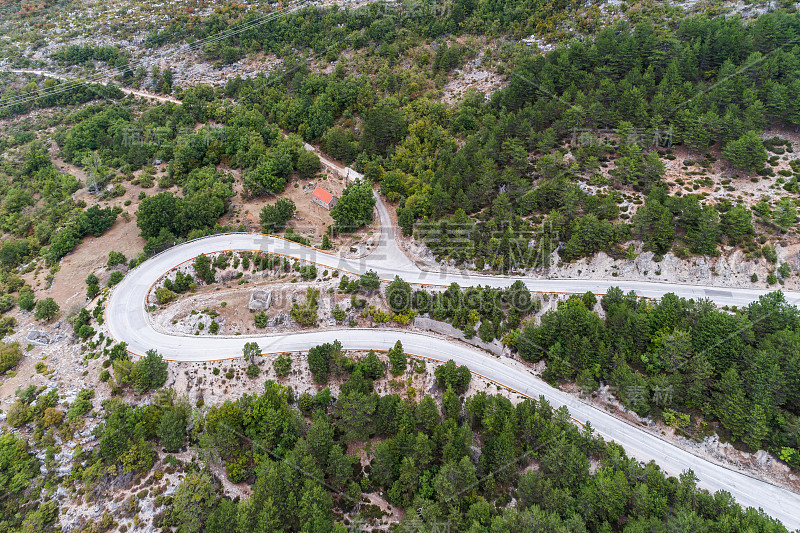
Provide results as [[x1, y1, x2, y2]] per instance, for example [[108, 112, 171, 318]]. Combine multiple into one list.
[[139, 173, 154, 188], [285, 227, 310, 245], [291, 287, 320, 327], [107, 251, 127, 268], [780, 447, 800, 469], [762, 244, 777, 264], [359, 270, 380, 292], [321, 234, 332, 250], [87, 283, 101, 300], [0, 316, 18, 338], [77, 324, 96, 339], [300, 264, 318, 280], [107, 271, 125, 287], [254, 311, 268, 328], [246, 363, 261, 378], [67, 389, 95, 420], [156, 288, 177, 305], [273, 353, 292, 377], [165, 271, 196, 294], [673, 246, 690, 260], [0, 341, 23, 374], [0, 295, 15, 314], [350, 293, 366, 309], [17, 290, 35, 311], [332, 305, 347, 322], [7, 400, 31, 427], [108, 342, 130, 362], [41, 407, 63, 428], [369, 306, 392, 323], [212, 254, 229, 271]]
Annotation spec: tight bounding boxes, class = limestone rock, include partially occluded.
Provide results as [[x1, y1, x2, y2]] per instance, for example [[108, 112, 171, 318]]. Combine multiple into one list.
[[27, 330, 50, 345]]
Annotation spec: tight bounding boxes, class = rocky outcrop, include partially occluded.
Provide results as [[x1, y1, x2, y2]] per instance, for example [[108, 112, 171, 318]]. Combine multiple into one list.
[[26, 330, 64, 345]]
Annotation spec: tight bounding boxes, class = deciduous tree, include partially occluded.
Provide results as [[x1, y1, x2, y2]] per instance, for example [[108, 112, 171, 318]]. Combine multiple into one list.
[[331, 180, 375, 233]]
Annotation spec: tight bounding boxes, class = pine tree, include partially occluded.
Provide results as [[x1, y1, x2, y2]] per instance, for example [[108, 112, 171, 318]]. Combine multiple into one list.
[[774, 197, 796, 233], [688, 205, 720, 255], [713, 368, 749, 442], [723, 131, 767, 173], [388, 340, 406, 376], [442, 386, 462, 421], [720, 204, 754, 244], [744, 404, 769, 451]]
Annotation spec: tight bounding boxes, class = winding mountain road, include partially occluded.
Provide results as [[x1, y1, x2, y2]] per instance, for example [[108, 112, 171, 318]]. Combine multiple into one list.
[[14, 57, 799, 531], [105, 194, 800, 529]]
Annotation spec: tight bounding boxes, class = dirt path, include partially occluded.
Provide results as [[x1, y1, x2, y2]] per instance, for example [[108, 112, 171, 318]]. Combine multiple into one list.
[[3, 68, 182, 104]]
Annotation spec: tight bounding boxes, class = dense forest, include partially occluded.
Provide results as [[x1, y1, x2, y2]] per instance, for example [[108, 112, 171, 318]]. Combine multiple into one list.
[[513, 289, 800, 469], [144, 0, 611, 53], [384, 267, 800, 468], [1, 345, 793, 533]]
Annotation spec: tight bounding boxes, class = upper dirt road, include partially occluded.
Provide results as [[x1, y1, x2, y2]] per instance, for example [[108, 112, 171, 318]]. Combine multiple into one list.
[[3, 68, 182, 104], [106, 198, 800, 529]]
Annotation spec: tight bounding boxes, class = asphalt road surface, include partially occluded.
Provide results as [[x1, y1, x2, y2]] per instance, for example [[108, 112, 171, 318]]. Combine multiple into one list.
[[105, 200, 800, 528]]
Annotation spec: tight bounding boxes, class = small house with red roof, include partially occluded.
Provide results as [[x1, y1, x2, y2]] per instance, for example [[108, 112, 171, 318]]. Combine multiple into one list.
[[312, 187, 337, 210]]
